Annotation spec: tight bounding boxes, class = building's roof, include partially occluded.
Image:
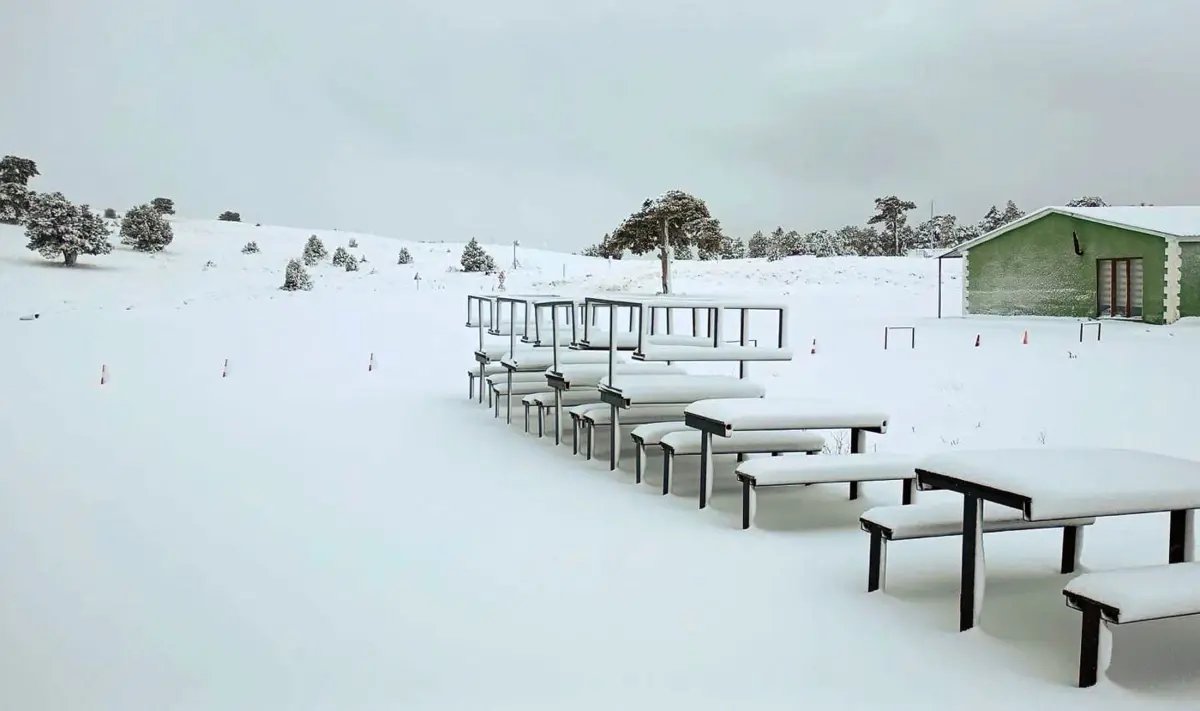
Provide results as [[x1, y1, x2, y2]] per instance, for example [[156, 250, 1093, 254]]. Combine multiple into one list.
[[938, 206, 1200, 258]]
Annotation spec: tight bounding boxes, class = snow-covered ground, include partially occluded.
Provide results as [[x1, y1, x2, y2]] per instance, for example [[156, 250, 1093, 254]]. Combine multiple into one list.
[[1, 219, 1198, 710]]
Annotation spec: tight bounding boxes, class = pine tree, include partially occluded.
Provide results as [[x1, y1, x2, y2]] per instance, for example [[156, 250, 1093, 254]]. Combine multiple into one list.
[[745, 230, 769, 258], [303, 235, 327, 265], [120, 204, 174, 252], [103, 207, 117, 219], [397, 247, 413, 264], [0, 155, 39, 225], [867, 196, 918, 255], [281, 258, 313, 291], [218, 211, 241, 222], [765, 227, 787, 261], [241, 241, 260, 254], [605, 190, 721, 293], [719, 234, 745, 259], [675, 244, 694, 260], [344, 255, 359, 272], [460, 238, 497, 273], [1066, 196, 1107, 208], [24, 193, 114, 266], [805, 229, 847, 257], [331, 246, 352, 267], [347, 237, 358, 248], [151, 197, 175, 215]]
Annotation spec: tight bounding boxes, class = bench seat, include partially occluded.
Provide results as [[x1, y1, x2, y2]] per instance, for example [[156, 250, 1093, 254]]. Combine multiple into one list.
[[734, 453, 919, 529], [578, 405, 688, 460], [522, 390, 602, 436], [659, 430, 826, 497], [630, 422, 696, 484], [1063, 562, 1200, 687], [861, 502, 1095, 592]]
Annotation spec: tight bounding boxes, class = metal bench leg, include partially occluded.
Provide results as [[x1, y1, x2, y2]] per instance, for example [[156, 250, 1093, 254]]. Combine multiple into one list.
[[494, 391, 501, 418], [902, 478, 916, 505], [699, 431, 713, 510], [635, 443, 645, 484], [1077, 604, 1103, 687], [661, 451, 673, 496], [741, 480, 757, 530], [849, 482, 859, 500], [478, 364, 485, 403], [867, 529, 887, 592], [572, 418, 580, 455], [524, 403, 531, 433], [469, 373, 474, 400], [1061, 525, 1083, 574], [586, 425, 595, 461], [537, 406, 546, 438]]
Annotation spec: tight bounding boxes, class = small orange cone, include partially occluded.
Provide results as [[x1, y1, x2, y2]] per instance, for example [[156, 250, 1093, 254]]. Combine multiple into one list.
[[1022, 330, 1029, 345], [810, 338, 817, 354], [974, 334, 981, 348]]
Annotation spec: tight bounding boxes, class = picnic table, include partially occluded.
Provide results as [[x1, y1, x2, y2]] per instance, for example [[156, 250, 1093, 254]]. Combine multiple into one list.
[[684, 398, 890, 508], [915, 447, 1200, 633]]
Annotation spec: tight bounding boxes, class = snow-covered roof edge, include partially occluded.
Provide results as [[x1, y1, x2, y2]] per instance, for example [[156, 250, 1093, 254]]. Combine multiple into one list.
[[936, 206, 1200, 259]]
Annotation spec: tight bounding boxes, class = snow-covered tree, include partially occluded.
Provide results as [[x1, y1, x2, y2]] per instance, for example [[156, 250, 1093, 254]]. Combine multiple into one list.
[[24, 193, 114, 266], [765, 227, 788, 261], [804, 229, 847, 257], [460, 237, 497, 273], [281, 258, 312, 291], [120, 203, 174, 252], [867, 196, 918, 255], [675, 244, 694, 260], [303, 235, 327, 265], [344, 254, 360, 271], [977, 200, 1025, 234], [913, 214, 960, 250], [331, 246, 352, 267], [347, 237, 359, 248], [606, 190, 721, 293], [103, 207, 117, 219], [839, 225, 887, 256], [719, 234, 744, 259], [579, 244, 602, 257], [1066, 196, 1107, 207], [745, 230, 769, 258], [0, 155, 39, 225], [597, 233, 623, 259], [397, 247, 413, 264], [218, 211, 241, 222], [151, 197, 175, 215], [241, 241, 260, 254]]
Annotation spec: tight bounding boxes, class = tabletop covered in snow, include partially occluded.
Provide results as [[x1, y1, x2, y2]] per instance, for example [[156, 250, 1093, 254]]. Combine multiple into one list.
[[916, 448, 1200, 520], [597, 375, 765, 404], [1064, 562, 1200, 623], [684, 398, 889, 432]]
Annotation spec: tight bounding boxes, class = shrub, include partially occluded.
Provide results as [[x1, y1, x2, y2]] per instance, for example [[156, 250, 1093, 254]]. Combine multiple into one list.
[[103, 207, 117, 219], [281, 258, 312, 290], [347, 237, 358, 248], [331, 246, 351, 267], [151, 197, 175, 215], [241, 241, 260, 254], [460, 237, 497, 273], [302, 235, 327, 265], [344, 255, 359, 272], [397, 247, 413, 264], [120, 203, 174, 252], [218, 211, 241, 222]]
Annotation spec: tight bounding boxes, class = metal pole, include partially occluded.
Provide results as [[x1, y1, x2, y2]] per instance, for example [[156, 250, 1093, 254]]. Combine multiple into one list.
[[937, 257, 943, 319]]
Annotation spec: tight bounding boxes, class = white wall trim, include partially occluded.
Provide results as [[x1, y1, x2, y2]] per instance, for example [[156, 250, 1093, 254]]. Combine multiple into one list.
[[1164, 238, 1182, 323]]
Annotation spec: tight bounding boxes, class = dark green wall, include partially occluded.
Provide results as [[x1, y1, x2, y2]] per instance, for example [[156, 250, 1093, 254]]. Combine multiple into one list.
[[966, 212, 1167, 323]]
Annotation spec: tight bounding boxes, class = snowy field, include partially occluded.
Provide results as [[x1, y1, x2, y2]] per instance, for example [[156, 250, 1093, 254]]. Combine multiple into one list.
[[1, 219, 1199, 711]]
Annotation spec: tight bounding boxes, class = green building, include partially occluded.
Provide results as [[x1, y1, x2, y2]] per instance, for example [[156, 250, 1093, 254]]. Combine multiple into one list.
[[940, 206, 1200, 324]]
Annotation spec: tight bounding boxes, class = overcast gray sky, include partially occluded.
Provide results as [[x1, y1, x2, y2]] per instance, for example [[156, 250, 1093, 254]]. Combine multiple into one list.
[[5, 0, 1200, 250]]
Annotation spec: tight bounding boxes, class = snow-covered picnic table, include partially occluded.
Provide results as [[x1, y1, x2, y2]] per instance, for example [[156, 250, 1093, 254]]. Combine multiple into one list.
[[915, 448, 1200, 633], [682, 398, 890, 508]]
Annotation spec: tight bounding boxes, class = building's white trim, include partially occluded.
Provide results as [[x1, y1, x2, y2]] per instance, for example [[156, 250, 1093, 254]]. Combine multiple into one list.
[[1164, 238, 1182, 323], [961, 253, 970, 314]]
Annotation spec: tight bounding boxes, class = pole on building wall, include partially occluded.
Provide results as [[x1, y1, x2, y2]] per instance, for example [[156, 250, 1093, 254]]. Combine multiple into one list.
[[937, 256, 943, 319]]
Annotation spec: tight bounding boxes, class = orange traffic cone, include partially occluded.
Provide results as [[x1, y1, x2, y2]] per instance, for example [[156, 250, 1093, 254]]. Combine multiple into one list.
[[974, 334, 981, 347], [1022, 330, 1029, 345]]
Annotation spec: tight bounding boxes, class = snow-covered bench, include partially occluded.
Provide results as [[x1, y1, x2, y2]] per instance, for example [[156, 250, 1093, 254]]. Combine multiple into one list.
[[522, 390, 602, 436], [488, 375, 554, 417], [861, 502, 1094, 593], [579, 405, 690, 461], [574, 331, 716, 350], [630, 422, 695, 484], [596, 376, 767, 470], [1063, 563, 1200, 687], [468, 361, 509, 399], [734, 453, 917, 530], [497, 351, 625, 423], [659, 430, 826, 497]]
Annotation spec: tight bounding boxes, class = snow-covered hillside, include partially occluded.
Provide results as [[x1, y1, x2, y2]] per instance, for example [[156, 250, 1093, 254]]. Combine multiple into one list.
[[1, 218, 1198, 711]]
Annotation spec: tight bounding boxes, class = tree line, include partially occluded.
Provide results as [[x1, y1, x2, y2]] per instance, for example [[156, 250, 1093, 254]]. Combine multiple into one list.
[[582, 191, 1127, 292]]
